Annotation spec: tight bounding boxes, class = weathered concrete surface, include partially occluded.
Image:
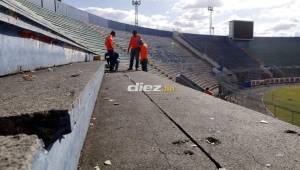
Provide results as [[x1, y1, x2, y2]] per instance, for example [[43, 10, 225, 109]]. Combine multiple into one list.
[[0, 62, 100, 117], [79, 73, 216, 170], [128, 71, 300, 170], [0, 61, 105, 170], [0, 135, 42, 170]]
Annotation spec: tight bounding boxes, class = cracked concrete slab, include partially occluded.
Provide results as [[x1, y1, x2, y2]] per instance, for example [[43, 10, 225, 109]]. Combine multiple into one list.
[[0, 134, 42, 170], [127, 71, 300, 170], [79, 73, 216, 170]]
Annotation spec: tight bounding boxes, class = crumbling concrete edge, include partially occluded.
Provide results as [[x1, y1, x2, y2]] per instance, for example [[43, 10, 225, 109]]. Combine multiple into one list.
[[31, 62, 105, 170]]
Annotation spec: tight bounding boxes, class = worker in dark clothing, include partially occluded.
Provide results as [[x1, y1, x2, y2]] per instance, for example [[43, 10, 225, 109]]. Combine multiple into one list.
[[105, 31, 116, 72], [139, 39, 148, 72], [128, 30, 141, 71], [110, 52, 120, 72]]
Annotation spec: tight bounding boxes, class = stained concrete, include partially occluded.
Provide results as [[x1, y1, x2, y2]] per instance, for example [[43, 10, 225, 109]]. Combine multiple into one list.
[[0, 62, 101, 117], [0, 135, 42, 170], [128, 71, 300, 170], [79, 73, 216, 170]]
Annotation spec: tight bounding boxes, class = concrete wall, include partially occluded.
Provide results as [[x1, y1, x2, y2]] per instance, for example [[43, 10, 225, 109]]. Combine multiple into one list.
[[32, 63, 105, 170], [0, 23, 92, 76]]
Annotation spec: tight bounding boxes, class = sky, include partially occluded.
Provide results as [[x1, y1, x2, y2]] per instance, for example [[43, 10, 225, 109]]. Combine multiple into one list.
[[63, 0, 300, 37]]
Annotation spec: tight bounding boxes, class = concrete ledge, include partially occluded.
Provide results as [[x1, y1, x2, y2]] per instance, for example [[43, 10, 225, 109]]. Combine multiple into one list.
[[0, 61, 105, 170]]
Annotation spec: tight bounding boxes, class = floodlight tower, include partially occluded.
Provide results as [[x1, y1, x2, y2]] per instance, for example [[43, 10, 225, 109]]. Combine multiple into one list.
[[132, 0, 141, 27], [208, 6, 214, 35]]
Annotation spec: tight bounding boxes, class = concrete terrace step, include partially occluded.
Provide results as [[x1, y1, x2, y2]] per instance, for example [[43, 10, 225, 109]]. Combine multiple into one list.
[[0, 61, 105, 170]]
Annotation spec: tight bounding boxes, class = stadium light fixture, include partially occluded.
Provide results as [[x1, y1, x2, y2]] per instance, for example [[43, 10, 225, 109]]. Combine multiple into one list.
[[208, 6, 214, 35], [132, 0, 142, 27]]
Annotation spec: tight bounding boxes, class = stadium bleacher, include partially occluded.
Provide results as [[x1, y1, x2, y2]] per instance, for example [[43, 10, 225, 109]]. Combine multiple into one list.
[[181, 33, 260, 70], [111, 31, 219, 92], [239, 37, 300, 67]]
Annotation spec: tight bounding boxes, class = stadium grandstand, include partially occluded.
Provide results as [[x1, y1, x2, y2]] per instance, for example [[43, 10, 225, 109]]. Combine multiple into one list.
[[0, 0, 299, 170]]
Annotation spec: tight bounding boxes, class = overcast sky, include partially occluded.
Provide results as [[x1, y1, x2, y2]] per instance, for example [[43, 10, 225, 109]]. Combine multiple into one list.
[[63, 0, 300, 37]]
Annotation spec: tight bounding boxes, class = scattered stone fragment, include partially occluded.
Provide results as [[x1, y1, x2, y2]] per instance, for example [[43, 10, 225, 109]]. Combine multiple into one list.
[[104, 160, 112, 165], [266, 164, 271, 167], [210, 117, 215, 120], [183, 150, 194, 155], [109, 99, 115, 102], [172, 139, 189, 145], [114, 103, 120, 106], [71, 74, 80, 77], [206, 137, 221, 145], [284, 130, 298, 134], [260, 120, 269, 124]]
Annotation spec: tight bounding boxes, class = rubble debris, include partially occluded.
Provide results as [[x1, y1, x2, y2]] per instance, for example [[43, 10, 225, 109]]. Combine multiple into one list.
[[22, 74, 34, 81], [260, 120, 269, 124], [266, 164, 271, 167], [109, 99, 115, 102], [104, 160, 112, 166], [71, 74, 80, 78], [206, 137, 221, 145], [172, 139, 189, 145], [183, 150, 194, 155], [210, 117, 215, 120], [114, 103, 120, 106], [284, 130, 297, 134]]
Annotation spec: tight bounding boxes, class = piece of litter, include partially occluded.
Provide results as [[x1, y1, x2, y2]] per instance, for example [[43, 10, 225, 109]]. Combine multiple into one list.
[[104, 160, 112, 165], [172, 139, 189, 145], [94, 165, 100, 170], [284, 130, 297, 134], [22, 74, 34, 81], [183, 150, 194, 155], [206, 137, 221, 145], [71, 74, 80, 78], [109, 99, 115, 102], [191, 144, 197, 147], [210, 117, 215, 120], [260, 120, 269, 124], [275, 153, 284, 157], [266, 164, 271, 167]]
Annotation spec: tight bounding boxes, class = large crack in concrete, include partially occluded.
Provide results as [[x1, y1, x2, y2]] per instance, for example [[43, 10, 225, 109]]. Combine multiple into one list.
[[0, 110, 71, 149]]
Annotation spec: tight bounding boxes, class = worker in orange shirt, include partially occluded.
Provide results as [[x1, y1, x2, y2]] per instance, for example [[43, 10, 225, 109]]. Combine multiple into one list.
[[128, 30, 141, 71], [105, 31, 116, 72], [139, 39, 148, 72]]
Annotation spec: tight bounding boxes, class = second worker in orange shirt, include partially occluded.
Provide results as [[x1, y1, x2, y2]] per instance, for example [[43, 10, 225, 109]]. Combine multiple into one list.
[[127, 30, 141, 71]]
